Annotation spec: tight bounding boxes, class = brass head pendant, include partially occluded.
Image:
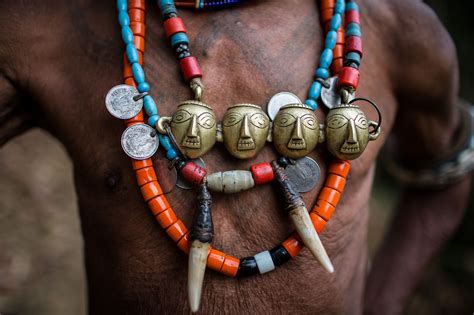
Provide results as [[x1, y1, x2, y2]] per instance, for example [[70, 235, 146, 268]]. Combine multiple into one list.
[[325, 102, 380, 160], [272, 103, 323, 159], [218, 104, 271, 159], [157, 100, 217, 159]]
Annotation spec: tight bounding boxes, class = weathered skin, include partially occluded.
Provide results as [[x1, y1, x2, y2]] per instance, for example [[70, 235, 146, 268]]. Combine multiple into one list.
[[0, 1, 471, 314]]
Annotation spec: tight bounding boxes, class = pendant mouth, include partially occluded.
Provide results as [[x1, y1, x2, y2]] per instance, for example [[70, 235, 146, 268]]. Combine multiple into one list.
[[237, 138, 256, 151], [287, 139, 306, 150], [183, 136, 201, 148], [340, 142, 360, 153]]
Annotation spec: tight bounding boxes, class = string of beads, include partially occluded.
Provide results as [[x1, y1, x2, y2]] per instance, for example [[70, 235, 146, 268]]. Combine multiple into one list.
[[117, 0, 358, 277]]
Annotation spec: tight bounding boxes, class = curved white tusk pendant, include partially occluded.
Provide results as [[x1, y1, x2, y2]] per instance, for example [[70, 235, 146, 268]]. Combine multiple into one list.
[[290, 205, 334, 273], [188, 240, 210, 313]]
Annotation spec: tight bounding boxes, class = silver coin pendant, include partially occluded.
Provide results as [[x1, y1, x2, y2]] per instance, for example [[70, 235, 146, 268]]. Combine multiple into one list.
[[285, 157, 321, 193], [267, 92, 302, 120], [121, 123, 159, 160], [105, 84, 143, 119]]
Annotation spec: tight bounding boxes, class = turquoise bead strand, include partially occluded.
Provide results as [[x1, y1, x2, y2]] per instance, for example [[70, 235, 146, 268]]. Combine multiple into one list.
[[117, 0, 178, 160], [304, 0, 345, 110]]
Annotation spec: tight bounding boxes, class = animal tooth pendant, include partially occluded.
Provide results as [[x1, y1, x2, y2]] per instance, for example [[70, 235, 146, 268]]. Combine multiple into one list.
[[271, 161, 334, 273], [188, 181, 214, 312]]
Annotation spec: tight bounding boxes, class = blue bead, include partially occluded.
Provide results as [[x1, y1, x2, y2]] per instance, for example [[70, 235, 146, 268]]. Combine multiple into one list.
[[148, 114, 159, 127], [346, 2, 359, 11], [138, 82, 150, 93], [325, 30, 337, 50], [346, 27, 362, 37], [118, 11, 130, 27], [144, 95, 158, 116], [159, 134, 173, 151], [117, 0, 127, 11], [319, 48, 333, 68], [158, 0, 177, 16], [166, 148, 178, 160], [308, 81, 322, 100], [329, 13, 342, 31], [305, 99, 318, 110], [346, 22, 361, 31], [159, 0, 174, 7], [171, 32, 189, 47], [126, 43, 139, 63], [315, 68, 330, 79], [131, 63, 145, 84], [334, 0, 345, 15], [345, 52, 361, 66], [121, 26, 134, 44]]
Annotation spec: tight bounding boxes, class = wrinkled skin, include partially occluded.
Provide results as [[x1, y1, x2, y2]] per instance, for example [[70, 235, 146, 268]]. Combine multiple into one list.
[[0, 1, 471, 314]]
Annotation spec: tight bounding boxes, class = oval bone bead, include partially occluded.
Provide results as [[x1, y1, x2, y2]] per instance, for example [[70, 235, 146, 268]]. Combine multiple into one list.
[[206, 170, 255, 194]]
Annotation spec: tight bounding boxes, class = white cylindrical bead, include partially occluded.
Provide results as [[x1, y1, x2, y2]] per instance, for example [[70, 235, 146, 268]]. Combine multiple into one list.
[[254, 251, 275, 274], [206, 170, 255, 194]]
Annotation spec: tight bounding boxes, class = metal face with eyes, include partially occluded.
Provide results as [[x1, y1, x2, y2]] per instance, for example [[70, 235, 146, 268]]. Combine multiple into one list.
[[157, 100, 217, 159], [325, 104, 380, 160], [272, 103, 322, 159], [218, 104, 271, 159]]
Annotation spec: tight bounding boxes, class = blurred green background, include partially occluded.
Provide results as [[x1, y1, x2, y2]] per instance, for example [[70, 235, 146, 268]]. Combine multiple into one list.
[[0, 1, 472, 314]]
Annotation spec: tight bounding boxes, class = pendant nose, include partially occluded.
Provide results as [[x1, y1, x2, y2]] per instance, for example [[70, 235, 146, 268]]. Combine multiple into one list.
[[187, 115, 199, 137], [240, 115, 251, 138], [347, 118, 358, 144], [291, 117, 304, 140]]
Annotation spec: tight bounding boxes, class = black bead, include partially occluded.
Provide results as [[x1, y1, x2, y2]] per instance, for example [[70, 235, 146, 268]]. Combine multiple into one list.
[[269, 245, 291, 267], [277, 157, 290, 168], [173, 157, 186, 170], [236, 257, 259, 277]]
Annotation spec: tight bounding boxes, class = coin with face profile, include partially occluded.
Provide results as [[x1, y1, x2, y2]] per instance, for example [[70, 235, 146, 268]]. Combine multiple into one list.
[[121, 123, 159, 160], [105, 84, 143, 119]]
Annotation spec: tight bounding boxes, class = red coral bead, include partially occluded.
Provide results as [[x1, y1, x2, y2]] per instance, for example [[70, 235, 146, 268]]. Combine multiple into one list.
[[345, 36, 363, 58], [250, 162, 274, 185], [345, 10, 360, 27], [180, 56, 203, 82], [180, 161, 207, 185], [338, 66, 360, 89], [164, 17, 187, 38]]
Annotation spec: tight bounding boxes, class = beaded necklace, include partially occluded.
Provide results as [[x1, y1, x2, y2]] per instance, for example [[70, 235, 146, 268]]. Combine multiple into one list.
[[108, 0, 380, 312]]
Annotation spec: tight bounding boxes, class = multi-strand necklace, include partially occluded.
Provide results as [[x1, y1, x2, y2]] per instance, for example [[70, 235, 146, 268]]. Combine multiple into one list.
[[105, 0, 381, 311]]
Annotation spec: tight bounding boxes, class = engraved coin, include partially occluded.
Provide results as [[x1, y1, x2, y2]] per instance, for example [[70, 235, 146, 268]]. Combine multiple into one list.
[[105, 84, 143, 119], [285, 157, 321, 193], [321, 77, 354, 109], [320, 77, 341, 109], [267, 92, 302, 120], [121, 123, 159, 160], [176, 158, 206, 190]]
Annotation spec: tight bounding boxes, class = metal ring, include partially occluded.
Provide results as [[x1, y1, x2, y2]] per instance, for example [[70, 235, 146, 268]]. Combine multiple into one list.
[[349, 97, 382, 135]]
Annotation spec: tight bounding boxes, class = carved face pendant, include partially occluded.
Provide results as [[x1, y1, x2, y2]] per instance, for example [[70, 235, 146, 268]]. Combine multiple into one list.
[[325, 104, 380, 160], [272, 104, 322, 159], [220, 104, 270, 159], [167, 100, 217, 159]]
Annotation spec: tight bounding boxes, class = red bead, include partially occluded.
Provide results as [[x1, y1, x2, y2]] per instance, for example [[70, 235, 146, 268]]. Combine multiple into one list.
[[345, 10, 360, 27], [250, 162, 274, 185], [179, 56, 203, 82], [345, 36, 363, 58], [180, 161, 207, 185], [338, 67, 360, 89], [331, 57, 344, 75], [164, 17, 187, 38]]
